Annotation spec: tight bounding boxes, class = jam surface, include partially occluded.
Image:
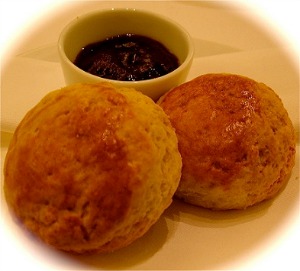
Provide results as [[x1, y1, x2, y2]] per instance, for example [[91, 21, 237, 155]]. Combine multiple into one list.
[[74, 34, 179, 81]]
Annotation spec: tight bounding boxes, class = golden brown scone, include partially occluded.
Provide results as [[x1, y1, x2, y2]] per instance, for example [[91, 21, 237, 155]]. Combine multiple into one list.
[[158, 73, 296, 210], [4, 82, 181, 253]]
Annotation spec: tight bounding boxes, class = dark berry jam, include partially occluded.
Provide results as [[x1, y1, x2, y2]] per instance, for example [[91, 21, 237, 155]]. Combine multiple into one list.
[[74, 34, 179, 81]]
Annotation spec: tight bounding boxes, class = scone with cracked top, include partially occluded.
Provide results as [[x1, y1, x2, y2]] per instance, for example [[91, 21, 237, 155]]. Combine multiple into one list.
[[4, 82, 182, 253]]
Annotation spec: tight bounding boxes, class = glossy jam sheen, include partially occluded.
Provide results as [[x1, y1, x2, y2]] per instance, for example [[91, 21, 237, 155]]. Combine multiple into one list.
[[74, 34, 179, 81]]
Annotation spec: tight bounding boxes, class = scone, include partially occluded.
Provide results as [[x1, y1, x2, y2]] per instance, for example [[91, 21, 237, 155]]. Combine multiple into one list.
[[158, 73, 296, 210], [4, 82, 182, 253]]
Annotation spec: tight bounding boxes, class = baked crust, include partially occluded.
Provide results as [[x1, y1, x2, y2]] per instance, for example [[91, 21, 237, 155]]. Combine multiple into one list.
[[4, 83, 181, 253], [158, 73, 296, 209]]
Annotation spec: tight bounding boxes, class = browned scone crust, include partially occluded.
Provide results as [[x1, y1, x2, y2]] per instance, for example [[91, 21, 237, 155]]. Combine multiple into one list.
[[158, 73, 296, 210], [4, 83, 182, 253]]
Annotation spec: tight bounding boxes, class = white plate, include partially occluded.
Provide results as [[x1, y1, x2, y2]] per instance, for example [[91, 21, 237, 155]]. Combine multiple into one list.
[[1, 1, 299, 270]]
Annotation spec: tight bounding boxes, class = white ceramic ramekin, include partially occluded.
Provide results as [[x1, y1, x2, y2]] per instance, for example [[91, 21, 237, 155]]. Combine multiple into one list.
[[58, 8, 194, 100]]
